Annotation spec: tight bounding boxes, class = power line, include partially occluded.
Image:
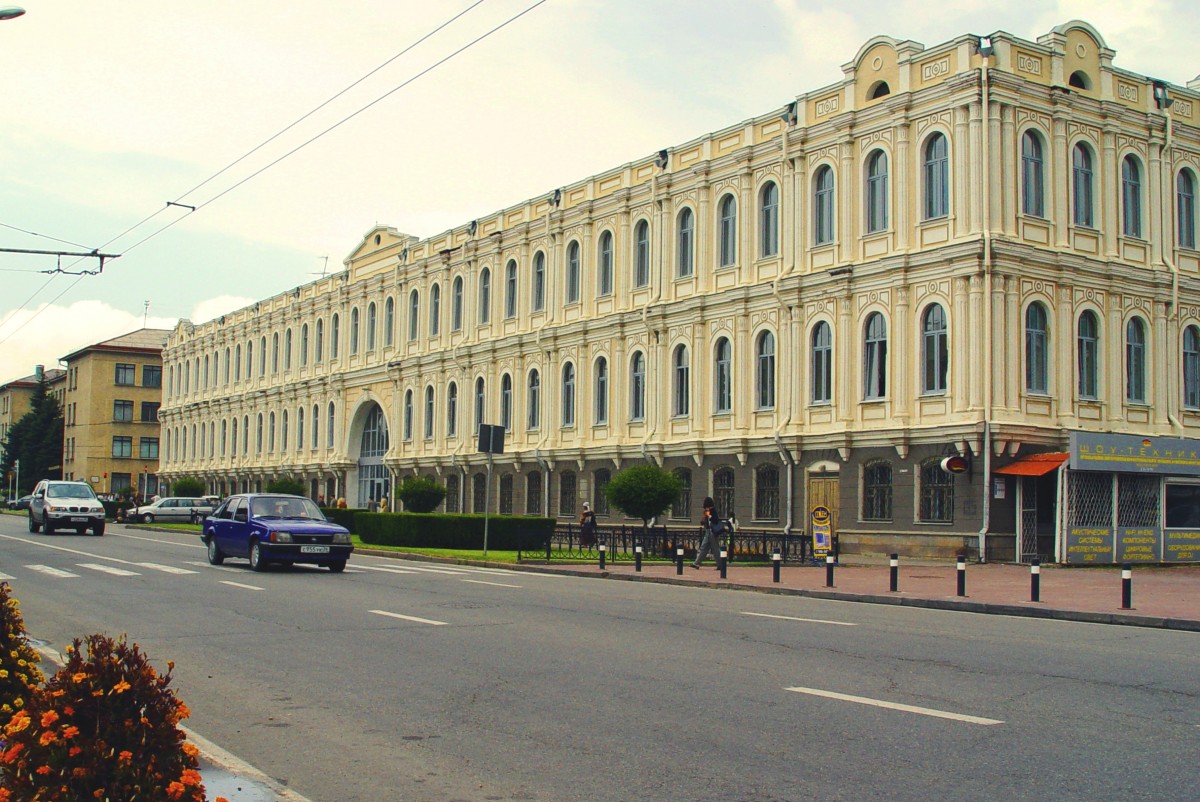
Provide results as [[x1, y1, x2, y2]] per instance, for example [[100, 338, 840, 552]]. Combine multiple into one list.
[[0, 222, 93, 250]]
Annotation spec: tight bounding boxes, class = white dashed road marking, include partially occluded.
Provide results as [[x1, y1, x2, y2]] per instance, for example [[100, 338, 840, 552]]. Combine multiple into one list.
[[26, 565, 80, 578], [741, 611, 857, 627], [219, 581, 265, 591], [77, 563, 140, 577], [461, 579, 522, 589], [369, 609, 449, 626], [785, 686, 1004, 725], [0, 572, 14, 581], [354, 565, 419, 575], [135, 563, 199, 575]]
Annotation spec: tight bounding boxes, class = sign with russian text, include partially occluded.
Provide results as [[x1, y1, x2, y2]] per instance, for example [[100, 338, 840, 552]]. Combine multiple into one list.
[[810, 505, 832, 559], [1070, 432, 1200, 476], [1164, 529, 1200, 562], [1116, 527, 1162, 563], [1065, 527, 1114, 563]]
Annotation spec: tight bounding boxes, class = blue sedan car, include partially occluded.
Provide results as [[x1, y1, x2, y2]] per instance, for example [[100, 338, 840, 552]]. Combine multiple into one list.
[[202, 494, 353, 572]]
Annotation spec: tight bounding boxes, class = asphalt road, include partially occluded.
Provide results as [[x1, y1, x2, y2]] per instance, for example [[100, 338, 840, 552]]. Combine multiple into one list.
[[0, 514, 1197, 802]]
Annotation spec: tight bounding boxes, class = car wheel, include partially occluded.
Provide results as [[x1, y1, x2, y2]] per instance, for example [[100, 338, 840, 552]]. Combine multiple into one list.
[[327, 561, 347, 573], [142, 513, 154, 524], [249, 540, 268, 572], [27, 513, 40, 533], [43, 515, 55, 535], [92, 522, 105, 537], [206, 537, 225, 566]]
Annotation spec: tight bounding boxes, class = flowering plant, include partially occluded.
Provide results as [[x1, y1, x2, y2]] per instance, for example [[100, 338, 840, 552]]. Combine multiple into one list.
[[0, 582, 43, 720], [0, 633, 226, 802]]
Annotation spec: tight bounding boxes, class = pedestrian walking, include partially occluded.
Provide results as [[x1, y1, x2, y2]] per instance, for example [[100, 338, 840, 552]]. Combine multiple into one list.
[[692, 496, 727, 569], [579, 502, 597, 547]]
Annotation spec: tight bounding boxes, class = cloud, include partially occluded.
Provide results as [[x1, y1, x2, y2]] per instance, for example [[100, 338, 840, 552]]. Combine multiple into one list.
[[188, 296, 258, 326]]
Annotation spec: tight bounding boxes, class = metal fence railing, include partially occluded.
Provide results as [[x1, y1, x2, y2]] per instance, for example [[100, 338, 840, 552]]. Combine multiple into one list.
[[518, 523, 828, 564]]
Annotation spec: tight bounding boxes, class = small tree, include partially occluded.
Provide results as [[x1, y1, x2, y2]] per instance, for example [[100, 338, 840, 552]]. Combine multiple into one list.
[[265, 477, 306, 496], [169, 477, 205, 497], [604, 463, 684, 539], [0, 582, 43, 720], [396, 476, 446, 513], [0, 634, 224, 802]]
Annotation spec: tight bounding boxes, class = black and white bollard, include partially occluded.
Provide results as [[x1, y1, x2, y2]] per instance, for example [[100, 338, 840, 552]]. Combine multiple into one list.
[[956, 556, 967, 597], [598, 543, 606, 571], [634, 544, 643, 572], [1030, 558, 1041, 603], [676, 547, 685, 575], [772, 551, 782, 583], [889, 553, 899, 592], [718, 549, 727, 579], [825, 554, 835, 587], [1121, 563, 1133, 609]]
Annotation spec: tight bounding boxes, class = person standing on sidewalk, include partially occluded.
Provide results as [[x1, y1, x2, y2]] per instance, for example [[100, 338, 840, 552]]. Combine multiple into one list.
[[692, 497, 726, 569]]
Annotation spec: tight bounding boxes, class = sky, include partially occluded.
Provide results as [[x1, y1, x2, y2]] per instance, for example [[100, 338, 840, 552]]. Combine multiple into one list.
[[0, 0, 1196, 382]]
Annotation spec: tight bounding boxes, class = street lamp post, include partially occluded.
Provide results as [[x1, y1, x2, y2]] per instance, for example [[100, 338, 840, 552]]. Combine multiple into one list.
[[0, 7, 26, 20]]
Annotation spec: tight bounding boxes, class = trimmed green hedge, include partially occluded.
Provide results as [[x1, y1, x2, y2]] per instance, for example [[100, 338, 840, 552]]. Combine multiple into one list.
[[320, 507, 366, 531], [355, 512, 554, 551]]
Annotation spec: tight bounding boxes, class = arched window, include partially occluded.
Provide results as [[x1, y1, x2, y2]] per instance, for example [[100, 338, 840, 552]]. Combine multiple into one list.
[[452, 277, 464, 331], [281, 410, 288, 451], [500, 373, 513, 431], [630, 351, 646, 421], [235, 344, 242, 379], [315, 320, 324, 363], [259, 336, 266, 376], [1025, 303, 1049, 393], [673, 345, 690, 417], [812, 321, 832, 404], [760, 181, 779, 258], [634, 220, 651, 287], [505, 259, 518, 319], [1126, 317, 1147, 403], [331, 313, 340, 358], [474, 377, 485, 434], [526, 471, 542, 515], [408, 290, 419, 341], [244, 414, 250, 454], [445, 474, 460, 513], [311, 404, 319, 449], [204, 355, 210, 388], [384, 297, 395, 347], [479, 268, 491, 324], [560, 471, 577, 517], [499, 473, 514, 515], [677, 208, 695, 277], [1068, 71, 1090, 90], [327, 402, 336, 447], [566, 241, 580, 304], [1021, 130, 1046, 218], [300, 324, 308, 367], [256, 413, 263, 453], [1072, 143, 1095, 228], [223, 348, 231, 384], [271, 334, 279, 373], [862, 461, 893, 521], [868, 81, 890, 99], [430, 284, 441, 336], [714, 337, 732, 413], [532, 251, 546, 311], [923, 133, 949, 220], [594, 469, 611, 515], [245, 340, 253, 378], [350, 307, 360, 355], [527, 369, 540, 430], [1179, 170, 1198, 250], [598, 232, 614, 295], [756, 330, 776, 409], [714, 467, 735, 519], [473, 472, 487, 513], [281, 331, 291, 371], [366, 302, 377, 351], [561, 363, 576, 427], [863, 312, 888, 400], [919, 460, 954, 523], [231, 418, 238, 457], [813, 165, 835, 245], [1122, 155, 1143, 238], [865, 150, 888, 233], [754, 464, 779, 521], [296, 407, 304, 451], [1077, 311, 1099, 400], [1184, 326, 1200, 410], [921, 304, 948, 394], [672, 468, 692, 519], [718, 194, 737, 267], [403, 389, 414, 441], [424, 386, 435, 439], [594, 357, 608, 425], [447, 381, 458, 438]]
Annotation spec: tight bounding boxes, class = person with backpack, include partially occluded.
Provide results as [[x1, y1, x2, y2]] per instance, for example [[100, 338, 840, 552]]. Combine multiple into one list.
[[692, 496, 726, 569], [579, 501, 597, 547]]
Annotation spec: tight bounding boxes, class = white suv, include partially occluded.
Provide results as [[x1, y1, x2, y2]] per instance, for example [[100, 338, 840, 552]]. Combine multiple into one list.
[[28, 480, 106, 536]]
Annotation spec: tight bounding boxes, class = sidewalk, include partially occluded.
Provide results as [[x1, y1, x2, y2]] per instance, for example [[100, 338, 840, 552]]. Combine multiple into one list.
[[508, 555, 1200, 631]]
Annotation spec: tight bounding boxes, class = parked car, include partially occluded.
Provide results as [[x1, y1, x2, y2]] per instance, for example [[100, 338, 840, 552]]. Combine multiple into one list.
[[7, 494, 32, 510], [28, 480, 105, 536], [201, 494, 353, 572], [132, 496, 215, 524]]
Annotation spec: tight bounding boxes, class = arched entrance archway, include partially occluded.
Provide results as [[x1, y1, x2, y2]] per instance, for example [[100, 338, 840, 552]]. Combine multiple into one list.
[[357, 404, 390, 507]]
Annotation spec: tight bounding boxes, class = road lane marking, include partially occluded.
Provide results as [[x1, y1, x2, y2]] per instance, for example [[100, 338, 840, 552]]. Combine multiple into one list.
[[185, 561, 244, 573], [26, 565, 80, 578], [78, 563, 140, 577], [741, 611, 857, 627], [784, 686, 1004, 725], [110, 532, 205, 550], [219, 581, 264, 591], [369, 609, 448, 626], [461, 578, 522, 589], [355, 565, 419, 575], [0, 572, 14, 580], [381, 563, 468, 575], [135, 563, 199, 575]]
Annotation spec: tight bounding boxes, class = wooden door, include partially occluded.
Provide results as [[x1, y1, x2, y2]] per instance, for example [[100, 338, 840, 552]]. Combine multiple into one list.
[[807, 474, 840, 535]]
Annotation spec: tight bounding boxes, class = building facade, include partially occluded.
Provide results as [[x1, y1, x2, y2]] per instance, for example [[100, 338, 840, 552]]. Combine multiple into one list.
[[62, 329, 170, 498], [0, 366, 65, 447], [160, 21, 1200, 561]]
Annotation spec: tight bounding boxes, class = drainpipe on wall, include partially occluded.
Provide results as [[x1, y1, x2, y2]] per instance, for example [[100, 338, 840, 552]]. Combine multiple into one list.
[[1158, 92, 1184, 435], [535, 450, 551, 517], [978, 38, 994, 563], [774, 434, 794, 535]]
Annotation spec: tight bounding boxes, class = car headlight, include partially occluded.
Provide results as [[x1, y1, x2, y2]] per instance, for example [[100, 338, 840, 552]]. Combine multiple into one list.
[[332, 532, 351, 545], [270, 531, 293, 543]]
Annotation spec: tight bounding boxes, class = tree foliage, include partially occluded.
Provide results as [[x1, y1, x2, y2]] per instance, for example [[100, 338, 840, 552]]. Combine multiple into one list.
[[0, 376, 63, 494], [604, 464, 684, 532], [265, 477, 306, 496], [169, 477, 205, 497], [396, 476, 446, 513]]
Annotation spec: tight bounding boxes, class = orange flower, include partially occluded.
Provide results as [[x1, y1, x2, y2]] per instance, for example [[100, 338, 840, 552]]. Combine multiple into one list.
[[72, 672, 88, 683], [63, 705, 75, 716], [112, 680, 132, 694], [4, 711, 30, 734], [0, 787, 11, 802], [181, 768, 202, 786], [118, 750, 133, 763], [176, 701, 191, 719], [68, 746, 81, 757], [4, 742, 25, 762], [181, 742, 199, 758], [62, 725, 79, 739], [40, 710, 59, 728], [35, 765, 50, 775], [166, 781, 186, 800], [38, 730, 56, 746]]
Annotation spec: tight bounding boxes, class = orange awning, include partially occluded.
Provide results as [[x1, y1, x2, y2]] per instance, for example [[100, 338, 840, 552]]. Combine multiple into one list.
[[994, 452, 1070, 476]]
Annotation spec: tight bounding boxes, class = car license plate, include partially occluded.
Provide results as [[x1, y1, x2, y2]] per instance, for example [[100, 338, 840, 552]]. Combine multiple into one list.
[[300, 545, 329, 554], [71, 517, 88, 523]]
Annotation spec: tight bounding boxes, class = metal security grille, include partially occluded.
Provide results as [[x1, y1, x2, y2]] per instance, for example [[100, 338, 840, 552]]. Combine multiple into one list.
[[1117, 474, 1160, 526], [1068, 471, 1112, 527], [1020, 476, 1038, 561]]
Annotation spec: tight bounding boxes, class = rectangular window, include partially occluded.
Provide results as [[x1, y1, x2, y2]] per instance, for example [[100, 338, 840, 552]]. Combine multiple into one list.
[[115, 363, 135, 386], [141, 402, 160, 422], [113, 400, 133, 422], [139, 438, 160, 459], [110, 472, 132, 493], [112, 436, 133, 458], [143, 365, 162, 388]]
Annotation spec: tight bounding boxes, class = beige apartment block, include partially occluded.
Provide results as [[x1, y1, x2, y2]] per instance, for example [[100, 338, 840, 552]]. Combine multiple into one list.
[[161, 21, 1200, 563], [0, 366, 65, 448], [62, 329, 170, 498]]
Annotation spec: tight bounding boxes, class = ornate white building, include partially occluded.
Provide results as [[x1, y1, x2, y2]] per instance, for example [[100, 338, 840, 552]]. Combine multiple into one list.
[[161, 21, 1200, 562]]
